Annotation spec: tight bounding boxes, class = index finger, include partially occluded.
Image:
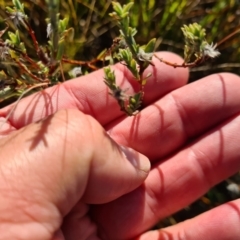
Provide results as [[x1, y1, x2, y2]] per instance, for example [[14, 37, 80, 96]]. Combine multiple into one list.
[[0, 52, 188, 129]]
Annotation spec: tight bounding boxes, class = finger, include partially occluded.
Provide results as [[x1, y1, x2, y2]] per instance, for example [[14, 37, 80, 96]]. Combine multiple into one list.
[[0, 109, 150, 239], [0, 52, 188, 129], [91, 113, 240, 239], [108, 73, 240, 160], [137, 199, 240, 240]]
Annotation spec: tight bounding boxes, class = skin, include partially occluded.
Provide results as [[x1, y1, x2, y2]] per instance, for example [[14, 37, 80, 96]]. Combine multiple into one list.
[[0, 52, 240, 240]]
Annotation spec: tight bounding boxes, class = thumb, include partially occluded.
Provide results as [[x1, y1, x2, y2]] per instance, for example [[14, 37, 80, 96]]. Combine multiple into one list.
[[0, 109, 150, 218]]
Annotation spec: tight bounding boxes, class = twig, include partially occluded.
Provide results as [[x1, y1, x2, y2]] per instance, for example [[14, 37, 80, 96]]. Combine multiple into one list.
[[61, 57, 99, 70], [154, 53, 204, 68], [15, 60, 48, 83]]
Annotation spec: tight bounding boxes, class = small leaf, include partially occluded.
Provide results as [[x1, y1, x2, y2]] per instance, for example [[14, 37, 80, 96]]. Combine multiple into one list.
[[8, 31, 17, 44], [127, 92, 142, 114], [122, 2, 134, 13], [119, 48, 132, 63], [144, 38, 156, 53], [61, 27, 75, 42], [112, 2, 123, 15], [120, 12, 128, 18], [15, 30, 21, 45], [12, 0, 24, 12], [130, 97, 136, 104], [128, 27, 137, 37], [19, 42, 26, 53], [109, 12, 118, 18], [97, 49, 107, 60], [132, 92, 142, 103], [104, 67, 116, 88], [59, 17, 69, 33], [5, 7, 15, 14]]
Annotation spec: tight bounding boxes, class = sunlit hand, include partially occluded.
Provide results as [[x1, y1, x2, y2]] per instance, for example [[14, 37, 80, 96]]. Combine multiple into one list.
[[0, 52, 240, 240]]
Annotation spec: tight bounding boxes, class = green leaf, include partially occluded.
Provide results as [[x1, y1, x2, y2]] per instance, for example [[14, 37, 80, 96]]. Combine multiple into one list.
[[8, 31, 17, 44], [132, 92, 142, 102], [181, 23, 206, 43], [109, 12, 118, 18], [127, 92, 142, 114], [12, 0, 24, 12], [61, 27, 75, 42], [122, 2, 134, 13], [97, 49, 107, 60], [15, 30, 21, 45], [120, 12, 129, 18], [119, 49, 132, 63], [104, 67, 116, 88], [128, 27, 137, 37], [144, 38, 156, 53], [112, 2, 123, 15], [129, 59, 139, 79], [19, 42, 26, 53], [5, 7, 15, 14], [59, 17, 69, 33]]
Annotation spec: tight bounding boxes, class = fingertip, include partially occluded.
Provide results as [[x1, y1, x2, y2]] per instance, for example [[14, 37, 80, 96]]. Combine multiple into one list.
[[136, 230, 159, 240], [119, 145, 151, 176], [82, 141, 151, 204]]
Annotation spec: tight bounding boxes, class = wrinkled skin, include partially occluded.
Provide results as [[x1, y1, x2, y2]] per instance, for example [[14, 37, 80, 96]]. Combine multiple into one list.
[[0, 52, 240, 240]]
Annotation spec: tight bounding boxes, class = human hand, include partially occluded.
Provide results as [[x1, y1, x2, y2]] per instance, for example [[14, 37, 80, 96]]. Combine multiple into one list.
[[0, 52, 240, 240]]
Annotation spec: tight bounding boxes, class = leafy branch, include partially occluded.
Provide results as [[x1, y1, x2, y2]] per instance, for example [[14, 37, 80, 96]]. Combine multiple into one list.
[[104, 2, 155, 116], [0, 0, 235, 118], [0, 0, 105, 104], [104, 3, 220, 116], [154, 23, 220, 68]]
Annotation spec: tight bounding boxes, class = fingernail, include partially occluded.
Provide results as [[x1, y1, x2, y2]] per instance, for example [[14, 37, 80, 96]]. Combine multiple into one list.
[[119, 145, 151, 173]]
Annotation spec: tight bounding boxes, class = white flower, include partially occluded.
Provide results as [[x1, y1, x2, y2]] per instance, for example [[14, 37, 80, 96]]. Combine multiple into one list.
[[69, 67, 82, 77], [0, 46, 9, 60], [137, 48, 153, 62], [227, 183, 240, 195], [46, 23, 52, 38], [9, 11, 26, 27], [202, 43, 220, 59]]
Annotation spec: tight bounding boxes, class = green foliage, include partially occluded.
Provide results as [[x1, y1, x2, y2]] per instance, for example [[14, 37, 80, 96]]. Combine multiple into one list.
[[104, 2, 157, 115], [181, 23, 220, 63], [6, 0, 25, 13], [104, 66, 129, 114], [104, 65, 142, 115], [104, 66, 116, 89], [0, 0, 90, 104], [0, 0, 237, 111], [104, 2, 220, 115], [182, 23, 206, 62]]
